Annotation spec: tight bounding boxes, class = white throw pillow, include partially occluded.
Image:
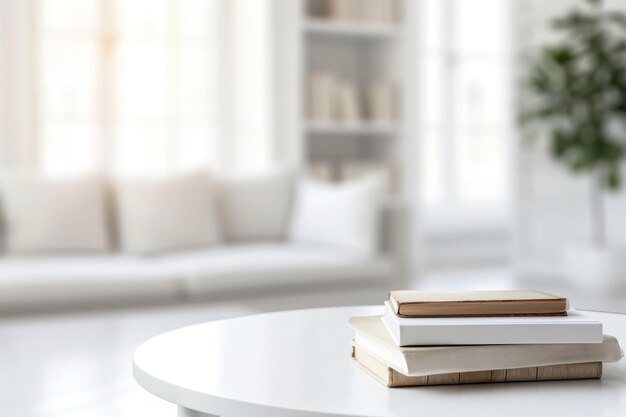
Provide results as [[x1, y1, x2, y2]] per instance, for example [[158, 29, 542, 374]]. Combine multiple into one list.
[[219, 170, 294, 242], [0, 175, 110, 253], [289, 174, 384, 256], [115, 173, 221, 253]]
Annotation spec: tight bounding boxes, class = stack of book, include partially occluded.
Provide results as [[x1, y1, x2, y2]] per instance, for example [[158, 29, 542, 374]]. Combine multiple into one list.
[[310, 0, 399, 24], [349, 290, 623, 387], [307, 72, 396, 125]]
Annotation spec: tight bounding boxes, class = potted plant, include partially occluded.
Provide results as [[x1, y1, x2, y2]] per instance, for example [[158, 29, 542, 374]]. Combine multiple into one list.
[[522, 0, 626, 290]]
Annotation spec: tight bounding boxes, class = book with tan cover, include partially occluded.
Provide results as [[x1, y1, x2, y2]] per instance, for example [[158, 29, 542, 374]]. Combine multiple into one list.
[[389, 290, 568, 317], [352, 343, 602, 388]]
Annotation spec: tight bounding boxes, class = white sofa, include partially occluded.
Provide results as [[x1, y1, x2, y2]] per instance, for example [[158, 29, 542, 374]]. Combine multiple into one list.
[[0, 173, 410, 313]]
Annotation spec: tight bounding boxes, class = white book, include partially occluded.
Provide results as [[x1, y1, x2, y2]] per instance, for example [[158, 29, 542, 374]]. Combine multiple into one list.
[[382, 300, 603, 346], [366, 81, 395, 121], [330, 0, 360, 21], [350, 316, 622, 376], [335, 80, 361, 123], [308, 72, 338, 122]]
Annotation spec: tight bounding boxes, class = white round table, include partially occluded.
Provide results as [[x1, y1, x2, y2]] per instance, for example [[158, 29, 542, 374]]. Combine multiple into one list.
[[133, 306, 626, 417]]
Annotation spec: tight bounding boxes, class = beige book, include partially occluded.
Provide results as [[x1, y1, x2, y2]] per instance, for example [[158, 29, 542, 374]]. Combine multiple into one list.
[[308, 161, 336, 182], [390, 289, 568, 317], [335, 80, 361, 123], [349, 315, 622, 376], [306, 0, 330, 18], [308, 72, 338, 122], [365, 81, 396, 122], [329, 0, 361, 21], [352, 343, 602, 388]]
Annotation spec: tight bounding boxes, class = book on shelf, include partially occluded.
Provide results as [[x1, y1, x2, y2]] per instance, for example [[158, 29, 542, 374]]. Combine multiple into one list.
[[361, 0, 397, 24], [307, 72, 398, 126], [335, 80, 361, 123], [308, 72, 338, 122], [389, 289, 568, 317], [306, 0, 329, 19], [308, 73, 364, 124], [365, 80, 396, 122], [349, 315, 623, 376], [329, 0, 362, 21], [382, 300, 603, 346], [352, 343, 603, 388], [325, 0, 398, 24], [308, 161, 336, 181]]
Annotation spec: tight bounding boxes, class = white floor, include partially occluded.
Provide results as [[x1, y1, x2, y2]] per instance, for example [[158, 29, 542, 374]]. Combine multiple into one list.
[[2, 266, 624, 417], [0, 283, 394, 417], [0, 303, 253, 417]]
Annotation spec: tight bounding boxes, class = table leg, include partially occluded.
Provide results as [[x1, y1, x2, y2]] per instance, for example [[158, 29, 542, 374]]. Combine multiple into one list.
[[178, 406, 220, 417]]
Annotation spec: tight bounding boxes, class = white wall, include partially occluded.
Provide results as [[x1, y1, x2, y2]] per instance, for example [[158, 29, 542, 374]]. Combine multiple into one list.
[[513, 0, 626, 277], [271, 0, 302, 167], [0, 1, 3, 162], [0, 0, 36, 169]]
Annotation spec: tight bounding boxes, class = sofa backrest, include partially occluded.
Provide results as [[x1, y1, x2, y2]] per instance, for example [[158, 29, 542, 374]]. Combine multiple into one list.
[[0, 170, 408, 259]]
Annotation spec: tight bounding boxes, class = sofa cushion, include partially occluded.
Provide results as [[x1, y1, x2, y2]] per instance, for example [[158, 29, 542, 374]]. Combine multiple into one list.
[[0, 243, 394, 310], [115, 172, 221, 253], [289, 174, 384, 256], [0, 255, 181, 310], [218, 169, 294, 242], [0, 175, 110, 253], [158, 243, 394, 295], [219, 170, 294, 242]]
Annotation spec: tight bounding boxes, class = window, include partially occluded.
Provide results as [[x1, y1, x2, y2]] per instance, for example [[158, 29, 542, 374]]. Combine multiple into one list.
[[37, 0, 221, 176], [418, 0, 511, 211]]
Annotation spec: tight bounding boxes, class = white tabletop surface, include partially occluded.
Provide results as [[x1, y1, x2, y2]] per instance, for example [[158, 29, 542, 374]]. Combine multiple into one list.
[[133, 306, 626, 417]]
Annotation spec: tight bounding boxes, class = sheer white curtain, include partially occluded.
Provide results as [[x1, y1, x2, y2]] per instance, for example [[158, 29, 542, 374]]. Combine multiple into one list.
[[0, 0, 274, 177]]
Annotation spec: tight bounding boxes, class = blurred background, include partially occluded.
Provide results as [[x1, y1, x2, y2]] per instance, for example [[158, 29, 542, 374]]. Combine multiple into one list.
[[0, 0, 625, 416]]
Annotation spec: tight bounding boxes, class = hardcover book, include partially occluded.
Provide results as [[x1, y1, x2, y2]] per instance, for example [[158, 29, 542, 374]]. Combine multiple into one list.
[[389, 289, 568, 317], [382, 301, 603, 346], [352, 343, 603, 388], [349, 315, 622, 376]]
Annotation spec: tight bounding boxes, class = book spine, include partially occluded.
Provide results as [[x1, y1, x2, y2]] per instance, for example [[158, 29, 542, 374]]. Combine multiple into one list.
[[352, 343, 603, 388], [381, 311, 402, 345], [390, 362, 602, 387]]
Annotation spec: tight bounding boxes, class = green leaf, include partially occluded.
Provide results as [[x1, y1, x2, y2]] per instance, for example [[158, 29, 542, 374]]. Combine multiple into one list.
[[607, 12, 626, 29], [606, 168, 621, 190], [546, 46, 575, 65], [522, 0, 626, 192]]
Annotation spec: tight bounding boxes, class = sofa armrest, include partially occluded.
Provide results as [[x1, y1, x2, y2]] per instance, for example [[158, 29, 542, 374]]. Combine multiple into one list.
[[380, 199, 413, 288]]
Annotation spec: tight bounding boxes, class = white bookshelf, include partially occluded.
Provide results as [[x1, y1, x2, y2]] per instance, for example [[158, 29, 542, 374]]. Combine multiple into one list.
[[299, 0, 413, 197], [271, 0, 418, 191], [272, 0, 419, 276]]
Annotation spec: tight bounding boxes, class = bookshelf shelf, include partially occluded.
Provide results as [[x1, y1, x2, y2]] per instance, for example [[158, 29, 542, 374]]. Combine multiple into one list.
[[304, 18, 399, 39], [305, 121, 398, 135]]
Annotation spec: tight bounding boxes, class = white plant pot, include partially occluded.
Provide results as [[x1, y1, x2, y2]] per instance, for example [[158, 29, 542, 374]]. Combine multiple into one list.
[[563, 242, 626, 292]]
